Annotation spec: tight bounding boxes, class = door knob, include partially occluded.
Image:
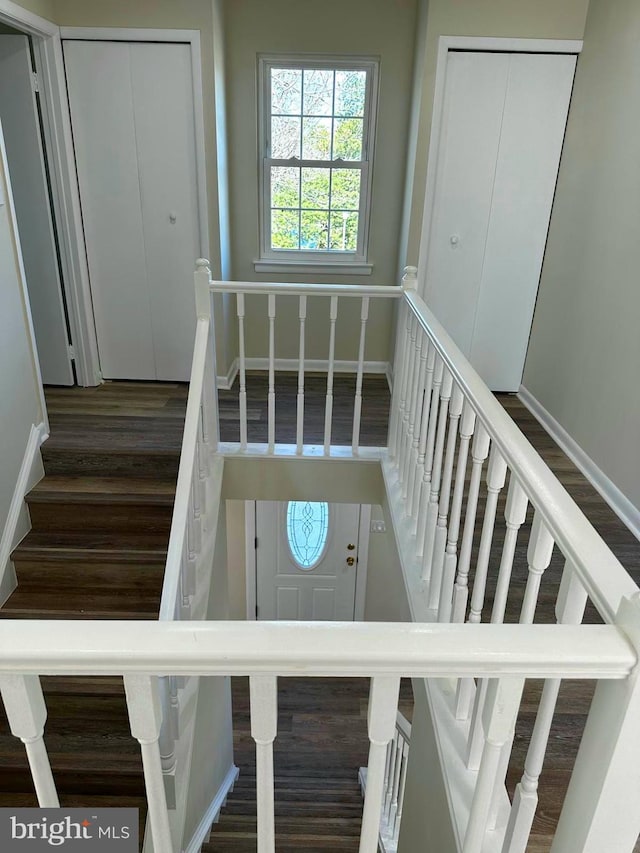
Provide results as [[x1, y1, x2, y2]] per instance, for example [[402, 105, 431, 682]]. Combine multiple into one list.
[[346, 556, 355, 566]]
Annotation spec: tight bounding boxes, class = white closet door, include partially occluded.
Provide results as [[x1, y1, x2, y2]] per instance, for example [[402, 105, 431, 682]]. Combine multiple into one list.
[[0, 35, 73, 385], [423, 51, 576, 391], [63, 40, 199, 381]]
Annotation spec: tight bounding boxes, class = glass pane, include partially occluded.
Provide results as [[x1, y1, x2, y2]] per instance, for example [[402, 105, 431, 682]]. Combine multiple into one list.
[[271, 167, 300, 208], [271, 209, 299, 250], [301, 210, 329, 250], [303, 68, 334, 116], [301, 168, 330, 209], [333, 118, 363, 160], [329, 211, 359, 251], [286, 501, 329, 569], [330, 169, 361, 210], [302, 117, 332, 160], [271, 116, 301, 159], [335, 70, 366, 116], [271, 68, 301, 115]]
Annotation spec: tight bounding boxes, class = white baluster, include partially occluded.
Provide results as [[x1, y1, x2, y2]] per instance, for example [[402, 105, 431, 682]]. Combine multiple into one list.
[[382, 737, 395, 817], [431, 386, 464, 613], [324, 295, 338, 454], [411, 344, 436, 532], [359, 677, 401, 853], [463, 678, 524, 853], [196, 426, 207, 514], [124, 675, 173, 853], [0, 675, 59, 807], [237, 293, 248, 449], [501, 563, 588, 851], [423, 367, 453, 588], [384, 729, 400, 818], [399, 315, 418, 485], [296, 295, 307, 454], [195, 260, 219, 452], [438, 400, 476, 622], [390, 303, 412, 461], [417, 358, 443, 563], [191, 463, 202, 556], [491, 478, 529, 625], [406, 334, 429, 519], [393, 738, 410, 839], [352, 296, 370, 454], [267, 294, 276, 453], [401, 325, 425, 493], [520, 513, 555, 624], [158, 678, 177, 774], [451, 424, 490, 625], [387, 733, 405, 830], [250, 676, 278, 853]]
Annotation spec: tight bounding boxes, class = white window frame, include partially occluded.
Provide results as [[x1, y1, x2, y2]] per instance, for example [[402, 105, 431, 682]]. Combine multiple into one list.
[[256, 53, 379, 275]]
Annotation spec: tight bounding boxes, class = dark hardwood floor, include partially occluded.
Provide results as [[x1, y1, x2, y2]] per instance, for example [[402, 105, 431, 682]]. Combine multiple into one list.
[[0, 376, 637, 852]]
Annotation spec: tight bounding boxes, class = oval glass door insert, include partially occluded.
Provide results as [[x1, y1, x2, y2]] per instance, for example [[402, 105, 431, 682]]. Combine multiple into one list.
[[286, 501, 329, 569]]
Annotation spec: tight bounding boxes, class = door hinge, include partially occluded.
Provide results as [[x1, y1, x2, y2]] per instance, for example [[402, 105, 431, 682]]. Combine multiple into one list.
[[255, 604, 259, 619], [68, 344, 76, 361], [254, 536, 258, 549], [32, 72, 39, 93]]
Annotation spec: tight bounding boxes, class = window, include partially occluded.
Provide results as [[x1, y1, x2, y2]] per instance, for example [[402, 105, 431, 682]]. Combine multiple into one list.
[[286, 501, 329, 569], [257, 56, 378, 273]]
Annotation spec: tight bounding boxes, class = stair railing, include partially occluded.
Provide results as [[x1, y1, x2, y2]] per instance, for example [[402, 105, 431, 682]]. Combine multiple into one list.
[[0, 617, 636, 853]]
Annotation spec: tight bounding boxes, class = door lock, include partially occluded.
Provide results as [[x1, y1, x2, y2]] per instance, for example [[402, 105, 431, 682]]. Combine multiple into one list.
[[347, 543, 355, 550]]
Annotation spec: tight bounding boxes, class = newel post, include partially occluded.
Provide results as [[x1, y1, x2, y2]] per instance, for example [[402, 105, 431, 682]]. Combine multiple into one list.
[[388, 266, 419, 455], [550, 593, 640, 853], [194, 259, 220, 452]]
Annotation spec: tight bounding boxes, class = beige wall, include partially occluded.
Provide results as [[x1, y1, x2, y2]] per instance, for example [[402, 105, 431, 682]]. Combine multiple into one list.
[[405, 0, 590, 265], [224, 0, 418, 364], [0, 128, 45, 540], [364, 502, 411, 622], [523, 0, 640, 512], [12, 0, 55, 20]]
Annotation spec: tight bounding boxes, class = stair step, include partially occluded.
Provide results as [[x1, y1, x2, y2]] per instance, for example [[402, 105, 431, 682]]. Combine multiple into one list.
[[27, 476, 177, 504], [11, 559, 165, 595], [27, 498, 173, 535], [222, 801, 363, 819], [11, 530, 168, 563], [42, 446, 180, 479], [0, 589, 159, 620]]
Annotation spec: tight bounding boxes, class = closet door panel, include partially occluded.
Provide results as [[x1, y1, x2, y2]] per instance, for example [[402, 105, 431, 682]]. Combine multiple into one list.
[[63, 40, 155, 380], [424, 52, 510, 357], [130, 42, 200, 382], [470, 53, 577, 391]]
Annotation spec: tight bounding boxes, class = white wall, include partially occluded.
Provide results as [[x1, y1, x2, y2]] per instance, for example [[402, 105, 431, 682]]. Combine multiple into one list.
[[0, 125, 45, 543], [523, 0, 640, 514], [364, 503, 411, 622], [223, 0, 418, 364]]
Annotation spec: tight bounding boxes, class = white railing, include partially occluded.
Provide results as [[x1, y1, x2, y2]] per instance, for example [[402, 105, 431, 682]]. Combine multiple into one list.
[[213, 278, 402, 455], [2, 261, 640, 853], [360, 710, 411, 853]]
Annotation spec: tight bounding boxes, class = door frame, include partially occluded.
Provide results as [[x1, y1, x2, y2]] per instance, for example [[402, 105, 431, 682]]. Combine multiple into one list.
[[0, 0, 101, 386], [245, 500, 372, 621], [416, 36, 583, 297]]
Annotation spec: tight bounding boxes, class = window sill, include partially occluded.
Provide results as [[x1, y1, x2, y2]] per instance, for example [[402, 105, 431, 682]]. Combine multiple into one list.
[[253, 258, 373, 276]]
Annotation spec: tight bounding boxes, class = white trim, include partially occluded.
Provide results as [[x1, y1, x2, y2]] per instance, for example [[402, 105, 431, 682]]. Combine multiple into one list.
[[0, 422, 47, 606], [60, 27, 210, 263], [385, 361, 393, 393], [354, 504, 371, 621], [254, 259, 373, 276], [217, 357, 239, 391], [182, 763, 239, 853], [416, 35, 583, 294], [0, 0, 56, 36], [518, 385, 640, 542], [245, 500, 257, 620], [242, 357, 390, 375]]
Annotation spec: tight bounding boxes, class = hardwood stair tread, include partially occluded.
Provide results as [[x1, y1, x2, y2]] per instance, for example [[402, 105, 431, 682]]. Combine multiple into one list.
[[12, 530, 168, 558], [27, 476, 176, 505]]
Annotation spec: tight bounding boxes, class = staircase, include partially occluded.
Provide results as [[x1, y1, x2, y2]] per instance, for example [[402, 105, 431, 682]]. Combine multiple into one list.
[[0, 383, 184, 831]]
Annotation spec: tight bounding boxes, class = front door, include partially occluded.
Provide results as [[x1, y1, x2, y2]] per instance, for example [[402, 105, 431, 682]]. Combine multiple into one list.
[[256, 501, 361, 620]]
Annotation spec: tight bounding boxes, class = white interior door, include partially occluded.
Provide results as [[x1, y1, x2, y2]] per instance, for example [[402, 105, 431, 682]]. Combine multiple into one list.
[[63, 40, 200, 381], [422, 51, 576, 391], [0, 35, 73, 385], [256, 501, 361, 620]]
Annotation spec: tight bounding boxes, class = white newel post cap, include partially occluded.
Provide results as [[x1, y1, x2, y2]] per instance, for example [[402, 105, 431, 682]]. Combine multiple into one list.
[[402, 266, 418, 290], [196, 258, 211, 272]]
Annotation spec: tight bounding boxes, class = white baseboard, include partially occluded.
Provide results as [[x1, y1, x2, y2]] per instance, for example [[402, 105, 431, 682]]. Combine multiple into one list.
[[217, 357, 239, 390], [183, 763, 239, 853], [0, 421, 48, 605], [244, 357, 390, 375], [518, 385, 640, 541]]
